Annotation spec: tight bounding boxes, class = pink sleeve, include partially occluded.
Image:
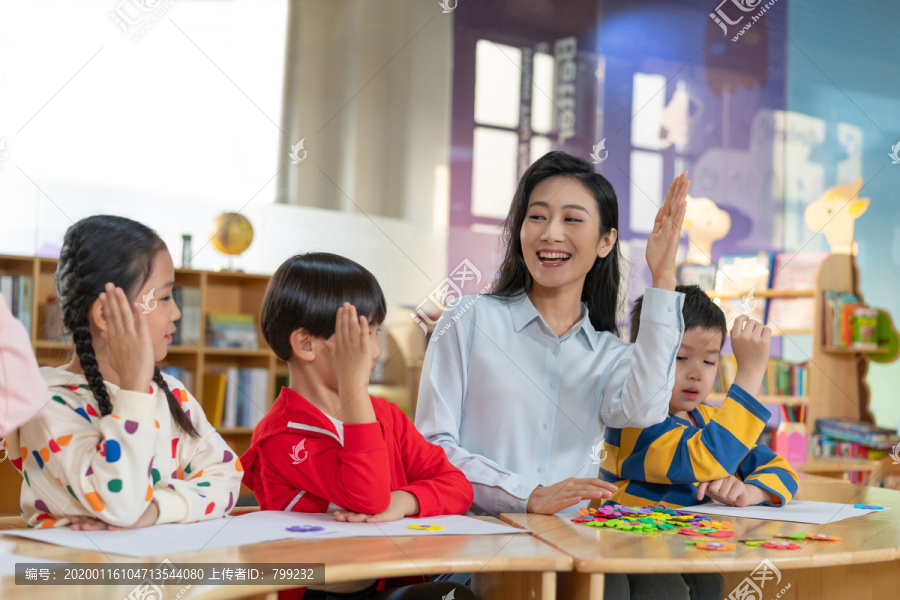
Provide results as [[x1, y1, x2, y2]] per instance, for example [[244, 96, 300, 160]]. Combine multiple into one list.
[[0, 295, 47, 436]]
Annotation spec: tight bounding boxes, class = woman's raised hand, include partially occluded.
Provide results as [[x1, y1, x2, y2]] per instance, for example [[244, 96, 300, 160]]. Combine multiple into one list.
[[645, 172, 691, 291]]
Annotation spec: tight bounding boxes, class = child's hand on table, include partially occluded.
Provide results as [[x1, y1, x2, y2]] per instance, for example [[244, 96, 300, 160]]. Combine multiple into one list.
[[526, 478, 618, 514], [69, 500, 159, 530], [730, 315, 772, 397], [697, 475, 768, 507], [332, 490, 420, 523], [646, 172, 690, 291], [329, 303, 377, 424]]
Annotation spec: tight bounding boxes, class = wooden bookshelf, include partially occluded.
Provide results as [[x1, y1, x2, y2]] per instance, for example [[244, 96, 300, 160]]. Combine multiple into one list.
[[703, 254, 898, 484], [0, 254, 414, 515], [823, 346, 890, 355], [706, 393, 808, 406], [706, 289, 815, 301]]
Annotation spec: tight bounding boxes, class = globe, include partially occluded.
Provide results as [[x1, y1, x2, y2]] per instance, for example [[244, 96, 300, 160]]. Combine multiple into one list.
[[209, 212, 254, 256]]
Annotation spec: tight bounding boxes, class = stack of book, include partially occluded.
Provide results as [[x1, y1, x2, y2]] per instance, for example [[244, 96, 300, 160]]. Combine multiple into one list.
[[171, 286, 201, 346], [0, 275, 34, 333], [160, 365, 195, 394], [203, 368, 269, 428], [713, 356, 808, 396], [812, 418, 900, 483], [206, 312, 259, 349], [822, 290, 882, 350]]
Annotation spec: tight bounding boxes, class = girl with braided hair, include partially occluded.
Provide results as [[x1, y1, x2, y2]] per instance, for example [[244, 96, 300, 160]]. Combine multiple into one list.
[[11, 215, 243, 529]]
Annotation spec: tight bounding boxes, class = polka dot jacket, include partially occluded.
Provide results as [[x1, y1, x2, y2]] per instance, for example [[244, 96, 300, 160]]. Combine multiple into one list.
[[7, 366, 244, 528]]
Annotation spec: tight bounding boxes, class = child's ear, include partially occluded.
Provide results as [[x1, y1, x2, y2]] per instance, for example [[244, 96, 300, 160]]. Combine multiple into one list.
[[89, 297, 109, 336], [597, 228, 618, 259], [289, 328, 317, 362]]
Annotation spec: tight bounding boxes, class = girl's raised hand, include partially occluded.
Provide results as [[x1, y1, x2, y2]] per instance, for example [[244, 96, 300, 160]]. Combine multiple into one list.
[[98, 282, 155, 393], [645, 172, 691, 291]]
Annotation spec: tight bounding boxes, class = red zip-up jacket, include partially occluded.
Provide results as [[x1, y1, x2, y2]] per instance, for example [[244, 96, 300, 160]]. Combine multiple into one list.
[[240, 386, 474, 517]]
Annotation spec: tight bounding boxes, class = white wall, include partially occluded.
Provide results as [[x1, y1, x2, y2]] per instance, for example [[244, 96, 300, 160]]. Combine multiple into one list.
[[0, 0, 453, 338]]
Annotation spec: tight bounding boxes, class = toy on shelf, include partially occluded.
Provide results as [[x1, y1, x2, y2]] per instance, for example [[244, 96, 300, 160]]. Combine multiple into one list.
[[803, 178, 868, 256], [682, 195, 732, 266]]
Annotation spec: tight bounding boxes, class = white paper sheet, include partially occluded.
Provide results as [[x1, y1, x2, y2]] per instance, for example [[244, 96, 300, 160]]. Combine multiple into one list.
[[681, 500, 891, 524], [0, 512, 527, 558], [0, 554, 68, 578]]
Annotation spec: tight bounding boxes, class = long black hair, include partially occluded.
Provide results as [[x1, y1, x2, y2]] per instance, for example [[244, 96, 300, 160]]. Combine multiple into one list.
[[56, 215, 199, 437], [492, 151, 622, 336]]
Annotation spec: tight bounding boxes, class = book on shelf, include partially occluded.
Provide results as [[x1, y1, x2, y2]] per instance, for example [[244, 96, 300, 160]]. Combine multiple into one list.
[[206, 367, 269, 428], [809, 434, 892, 461], [206, 312, 259, 349], [814, 418, 899, 448], [677, 263, 717, 291], [822, 290, 882, 349], [172, 286, 201, 346], [0, 275, 34, 334], [274, 374, 289, 400], [203, 373, 228, 428], [160, 365, 195, 395], [713, 355, 808, 397], [714, 252, 774, 325], [766, 251, 827, 332]]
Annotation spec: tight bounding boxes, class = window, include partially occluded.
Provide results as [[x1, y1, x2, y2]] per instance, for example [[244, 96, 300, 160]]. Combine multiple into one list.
[[0, 0, 287, 201], [470, 40, 556, 221]]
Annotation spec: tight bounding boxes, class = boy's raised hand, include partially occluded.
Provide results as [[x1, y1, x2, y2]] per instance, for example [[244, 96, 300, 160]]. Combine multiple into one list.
[[730, 315, 772, 397], [98, 282, 154, 393], [329, 303, 377, 424], [645, 172, 690, 291], [697, 475, 768, 507]]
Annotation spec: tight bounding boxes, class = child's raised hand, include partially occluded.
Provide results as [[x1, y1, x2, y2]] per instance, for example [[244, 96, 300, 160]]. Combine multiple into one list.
[[329, 303, 377, 423], [730, 315, 772, 396], [332, 490, 419, 523], [645, 172, 690, 291], [98, 282, 155, 393], [697, 475, 767, 507]]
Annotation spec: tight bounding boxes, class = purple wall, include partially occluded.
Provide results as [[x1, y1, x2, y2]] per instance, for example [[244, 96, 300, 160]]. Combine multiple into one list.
[[447, 0, 789, 333]]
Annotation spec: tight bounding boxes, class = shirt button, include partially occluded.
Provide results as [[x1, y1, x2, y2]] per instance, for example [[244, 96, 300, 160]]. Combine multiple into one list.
[[542, 421, 549, 430], [552, 347, 559, 355], [514, 485, 522, 492], [668, 306, 674, 312], [509, 503, 515, 509], [549, 382, 557, 390], [537, 465, 543, 473]]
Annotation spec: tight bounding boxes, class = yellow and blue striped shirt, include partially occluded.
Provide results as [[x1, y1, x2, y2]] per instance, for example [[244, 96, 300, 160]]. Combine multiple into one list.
[[600, 384, 798, 508]]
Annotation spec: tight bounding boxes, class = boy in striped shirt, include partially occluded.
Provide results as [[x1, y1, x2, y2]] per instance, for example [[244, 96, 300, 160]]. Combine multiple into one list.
[[600, 285, 798, 508]]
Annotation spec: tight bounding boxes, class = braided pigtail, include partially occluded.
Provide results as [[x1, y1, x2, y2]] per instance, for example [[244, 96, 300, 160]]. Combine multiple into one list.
[[153, 367, 199, 437], [58, 232, 114, 415]]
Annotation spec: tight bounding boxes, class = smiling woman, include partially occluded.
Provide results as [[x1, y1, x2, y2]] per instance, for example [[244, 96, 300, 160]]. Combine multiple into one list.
[[416, 150, 692, 516], [414, 151, 712, 598], [493, 152, 622, 337]]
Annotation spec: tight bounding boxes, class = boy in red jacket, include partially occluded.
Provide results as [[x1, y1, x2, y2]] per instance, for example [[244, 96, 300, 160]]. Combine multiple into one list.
[[241, 252, 475, 600]]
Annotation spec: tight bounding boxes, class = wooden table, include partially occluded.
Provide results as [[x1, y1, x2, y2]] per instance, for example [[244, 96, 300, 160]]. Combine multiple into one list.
[[501, 479, 900, 600], [0, 517, 572, 600]]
